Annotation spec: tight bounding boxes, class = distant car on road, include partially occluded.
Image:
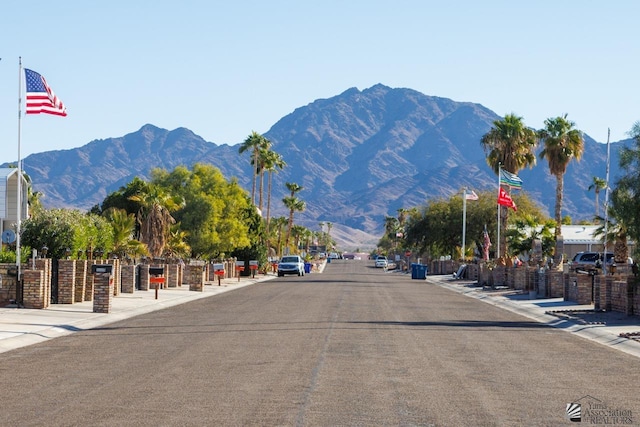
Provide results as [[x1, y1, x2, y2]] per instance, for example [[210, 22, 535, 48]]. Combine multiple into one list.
[[375, 256, 388, 268], [278, 255, 305, 277]]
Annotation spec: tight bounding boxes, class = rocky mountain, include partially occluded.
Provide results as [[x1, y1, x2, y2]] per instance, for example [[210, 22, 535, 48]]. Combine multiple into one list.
[[5, 84, 630, 249]]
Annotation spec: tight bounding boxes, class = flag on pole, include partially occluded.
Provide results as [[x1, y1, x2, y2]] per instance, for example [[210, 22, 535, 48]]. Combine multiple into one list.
[[499, 169, 522, 189], [24, 68, 67, 116], [498, 187, 517, 211], [464, 189, 479, 201]]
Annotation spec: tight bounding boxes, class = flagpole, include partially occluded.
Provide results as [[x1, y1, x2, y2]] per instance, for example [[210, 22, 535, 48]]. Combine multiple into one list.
[[462, 188, 467, 261], [16, 57, 23, 284], [497, 164, 501, 260], [602, 128, 611, 276]]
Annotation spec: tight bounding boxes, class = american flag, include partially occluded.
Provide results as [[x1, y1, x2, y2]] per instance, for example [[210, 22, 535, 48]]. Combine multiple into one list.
[[24, 68, 67, 116]]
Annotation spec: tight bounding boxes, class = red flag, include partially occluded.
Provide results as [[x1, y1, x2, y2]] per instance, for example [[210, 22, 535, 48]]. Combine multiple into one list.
[[498, 188, 517, 211], [25, 68, 67, 116]]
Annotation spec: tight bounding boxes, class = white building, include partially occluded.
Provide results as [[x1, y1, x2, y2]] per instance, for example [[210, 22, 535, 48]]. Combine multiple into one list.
[[0, 168, 29, 240], [561, 225, 635, 260]]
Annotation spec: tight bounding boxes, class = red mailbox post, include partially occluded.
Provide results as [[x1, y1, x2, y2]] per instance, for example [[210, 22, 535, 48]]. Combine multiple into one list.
[[213, 263, 225, 286], [235, 261, 245, 282]]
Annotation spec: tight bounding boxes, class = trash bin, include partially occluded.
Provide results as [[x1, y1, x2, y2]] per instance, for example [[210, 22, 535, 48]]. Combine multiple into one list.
[[327, 257, 331, 263], [411, 263, 427, 280], [304, 263, 312, 274]]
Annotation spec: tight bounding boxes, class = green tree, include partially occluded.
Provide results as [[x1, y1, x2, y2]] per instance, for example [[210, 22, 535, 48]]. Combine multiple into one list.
[[480, 113, 538, 257], [504, 214, 555, 260], [404, 190, 547, 260], [588, 176, 607, 218], [594, 189, 633, 263], [538, 114, 584, 240], [153, 164, 252, 259], [21, 209, 113, 260], [91, 177, 149, 217], [613, 121, 640, 247], [129, 183, 183, 258]]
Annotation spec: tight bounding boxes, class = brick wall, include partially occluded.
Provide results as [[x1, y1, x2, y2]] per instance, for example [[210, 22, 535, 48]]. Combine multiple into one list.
[[22, 269, 45, 309], [167, 264, 179, 288], [121, 265, 136, 293], [139, 265, 150, 291], [0, 264, 19, 304], [184, 265, 205, 292], [34, 259, 51, 308], [84, 262, 94, 301], [74, 261, 87, 303], [105, 259, 120, 296], [92, 272, 114, 313], [546, 271, 564, 298], [565, 274, 594, 304], [57, 259, 76, 304]]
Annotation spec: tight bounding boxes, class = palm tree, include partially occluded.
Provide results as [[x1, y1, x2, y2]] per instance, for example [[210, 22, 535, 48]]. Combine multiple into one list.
[[588, 176, 607, 218], [254, 138, 273, 212], [283, 196, 305, 249], [238, 131, 269, 206], [129, 185, 184, 259], [263, 149, 286, 233], [538, 114, 584, 241], [270, 216, 288, 257], [480, 113, 538, 257], [103, 207, 148, 260], [164, 227, 191, 260], [594, 188, 632, 263]]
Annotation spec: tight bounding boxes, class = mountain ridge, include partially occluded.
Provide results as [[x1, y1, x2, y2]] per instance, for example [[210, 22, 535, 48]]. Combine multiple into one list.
[[4, 84, 630, 249]]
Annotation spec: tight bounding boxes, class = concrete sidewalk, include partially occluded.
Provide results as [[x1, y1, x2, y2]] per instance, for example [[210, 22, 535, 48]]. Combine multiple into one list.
[[0, 273, 276, 354], [424, 273, 640, 359]]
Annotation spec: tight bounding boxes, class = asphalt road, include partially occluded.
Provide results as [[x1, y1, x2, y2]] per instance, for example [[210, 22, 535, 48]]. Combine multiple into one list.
[[1, 259, 638, 426]]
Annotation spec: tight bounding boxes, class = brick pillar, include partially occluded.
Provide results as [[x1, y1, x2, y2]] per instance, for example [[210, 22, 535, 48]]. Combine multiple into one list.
[[139, 265, 150, 291], [185, 265, 205, 292], [167, 264, 179, 288], [34, 259, 52, 308], [120, 265, 136, 293], [57, 259, 76, 304], [107, 259, 121, 296], [593, 275, 601, 310], [74, 260, 87, 302], [93, 272, 114, 313], [22, 269, 46, 309], [84, 263, 94, 302]]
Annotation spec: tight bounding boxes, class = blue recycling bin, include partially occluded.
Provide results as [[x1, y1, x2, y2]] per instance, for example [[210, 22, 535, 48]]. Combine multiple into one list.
[[411, 263, 427, 280], [304, 263, 312, 274]]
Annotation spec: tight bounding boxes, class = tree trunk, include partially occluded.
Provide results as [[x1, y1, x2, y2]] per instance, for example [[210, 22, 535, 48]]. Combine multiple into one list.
[[555, 173, 563, 239], [266, 171, 272, 233]]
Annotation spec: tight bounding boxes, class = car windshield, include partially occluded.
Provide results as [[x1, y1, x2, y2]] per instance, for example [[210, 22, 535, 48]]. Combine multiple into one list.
[[281, 257, 298, 263]]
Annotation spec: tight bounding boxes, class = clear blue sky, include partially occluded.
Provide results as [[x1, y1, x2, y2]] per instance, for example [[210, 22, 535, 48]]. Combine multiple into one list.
[[1, 1, 639, 162]]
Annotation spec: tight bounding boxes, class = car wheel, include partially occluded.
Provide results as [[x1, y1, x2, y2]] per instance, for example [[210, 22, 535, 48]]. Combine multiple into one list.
[[278, 272, 284, 277]]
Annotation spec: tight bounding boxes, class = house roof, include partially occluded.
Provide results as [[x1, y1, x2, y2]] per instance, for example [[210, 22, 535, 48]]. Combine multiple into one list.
[[561, 225, 602, 244], [0, 168, 18, 180]]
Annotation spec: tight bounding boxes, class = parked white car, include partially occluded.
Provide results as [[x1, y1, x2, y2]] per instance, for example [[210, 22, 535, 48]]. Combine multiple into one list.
[[375, 256, 388, 268], [278, 255, 305, 277]]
